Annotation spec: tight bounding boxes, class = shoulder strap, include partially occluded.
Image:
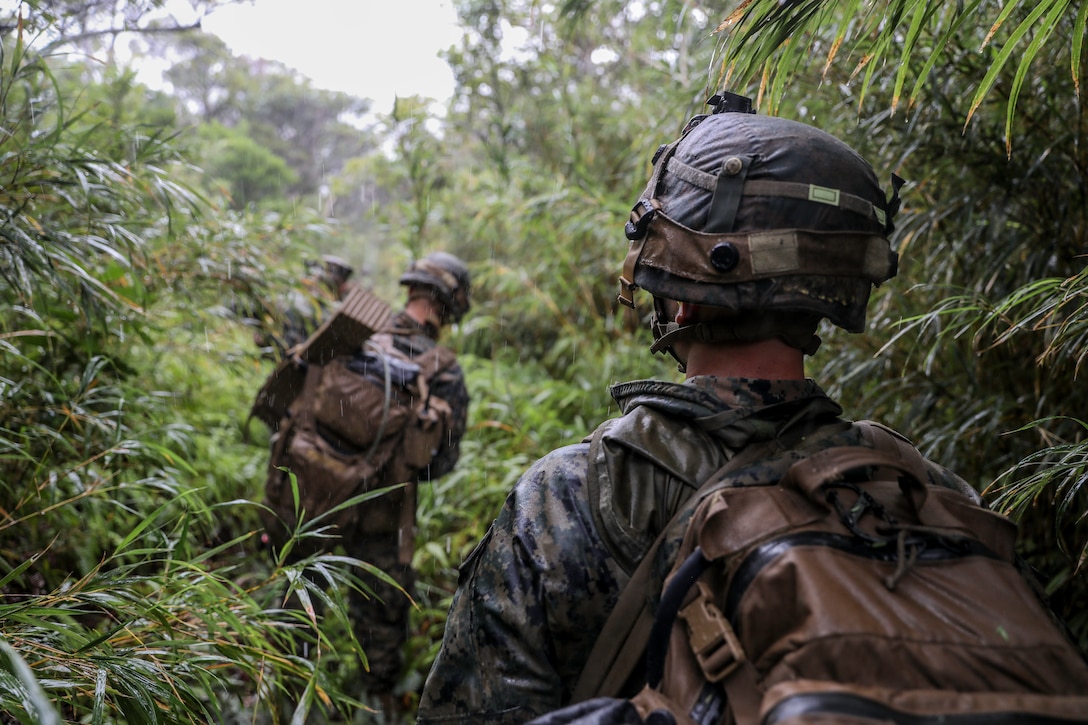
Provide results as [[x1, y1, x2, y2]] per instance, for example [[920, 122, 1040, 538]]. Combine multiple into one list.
[[415, 343, 458, 382], [571, 438, 778, 702], [855, 419, 931, 486], [573, 403, 850, 702]]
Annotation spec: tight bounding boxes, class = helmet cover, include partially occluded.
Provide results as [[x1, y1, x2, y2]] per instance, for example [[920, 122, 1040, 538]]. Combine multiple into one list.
[[399, 251, 472, 323], [621, 110, 900, 342], [321, 254, 355, 283]]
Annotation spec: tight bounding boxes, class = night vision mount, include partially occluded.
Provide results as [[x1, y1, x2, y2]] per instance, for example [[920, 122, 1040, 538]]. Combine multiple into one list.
[[634, 90, 759, 240], [706, 90, 755, 115]]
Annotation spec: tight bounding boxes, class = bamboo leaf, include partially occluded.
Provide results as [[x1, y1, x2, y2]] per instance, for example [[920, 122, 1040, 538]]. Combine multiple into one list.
[[0, 639, 62, 725], [1073, 0, 1088, 95], [91, 668, 107, 725], [967, 0, 1060, 128], [1003, 0, 1068, 154], [908, 0, 986, 105], [892, 0, 939, 112], [110, 489, 199, 555]]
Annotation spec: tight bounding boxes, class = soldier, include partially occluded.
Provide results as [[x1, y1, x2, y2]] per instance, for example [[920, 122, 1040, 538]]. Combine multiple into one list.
[[354, 252, 472, 720], [257, 252, 471, 724], [415, 104, 980, 722]]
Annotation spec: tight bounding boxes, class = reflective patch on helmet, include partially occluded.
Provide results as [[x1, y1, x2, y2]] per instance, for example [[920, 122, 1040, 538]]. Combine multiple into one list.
[[808, 185, 841, 206], [750, 232, 799, 275]]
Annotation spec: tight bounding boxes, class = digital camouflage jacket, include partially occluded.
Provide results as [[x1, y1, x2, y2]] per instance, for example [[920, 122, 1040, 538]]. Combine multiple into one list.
[[416, 376, 976, 724]]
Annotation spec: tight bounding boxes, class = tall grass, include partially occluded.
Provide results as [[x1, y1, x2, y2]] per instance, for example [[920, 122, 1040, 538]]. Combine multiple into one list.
[[0, 33, 374, 722]]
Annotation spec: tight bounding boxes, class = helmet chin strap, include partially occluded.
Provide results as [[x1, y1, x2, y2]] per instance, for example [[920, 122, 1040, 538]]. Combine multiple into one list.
[[649, 302, 822, 372]]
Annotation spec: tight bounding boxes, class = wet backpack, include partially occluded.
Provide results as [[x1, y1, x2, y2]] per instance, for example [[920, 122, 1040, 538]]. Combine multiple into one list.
[[259, 333, 456, 556], [531, 422, 1088, 725]]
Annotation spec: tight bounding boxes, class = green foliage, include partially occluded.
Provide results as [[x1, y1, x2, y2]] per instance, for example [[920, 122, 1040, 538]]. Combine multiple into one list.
[[0, 26, 374, 723], [5, 0, 1088, 720], [711, 0, 1088, 149], [0, 36, 195, 584], [156, 30, 376, 205], [198, 123, 300, 209]]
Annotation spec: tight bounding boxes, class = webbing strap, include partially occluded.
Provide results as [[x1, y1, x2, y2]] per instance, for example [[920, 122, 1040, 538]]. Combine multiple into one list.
[[571, 535, 662, 700], [664, 157, 887, 229], [743, 179, 887, 228], [706, 155, 753, 233], [571, 439, 780, 702], [619, 200, 660, 308], [720, 659, 763, 725], [855, 420, 931, 488]]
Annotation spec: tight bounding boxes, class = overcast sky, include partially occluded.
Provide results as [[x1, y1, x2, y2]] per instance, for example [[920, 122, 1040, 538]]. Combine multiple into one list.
[[185, 0, 462, 115], [0, 0, 465, 115]]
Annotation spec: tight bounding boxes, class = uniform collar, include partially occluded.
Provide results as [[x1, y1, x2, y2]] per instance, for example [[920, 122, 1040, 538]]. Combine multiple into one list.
[[393, 309, 440, 340], [610, 376, 825, 415]]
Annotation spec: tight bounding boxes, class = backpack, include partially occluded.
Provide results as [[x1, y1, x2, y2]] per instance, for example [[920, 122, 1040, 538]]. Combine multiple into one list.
[[530, 421, 1088, 725], [248, 284, 395, 431], [259, 334, 457, 557]]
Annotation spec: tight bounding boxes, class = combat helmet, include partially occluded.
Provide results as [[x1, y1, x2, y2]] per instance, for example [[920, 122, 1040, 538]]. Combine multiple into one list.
[[321, 254, 355, 284], [620, 92, 902, 361], [399, 251, 472, 323]]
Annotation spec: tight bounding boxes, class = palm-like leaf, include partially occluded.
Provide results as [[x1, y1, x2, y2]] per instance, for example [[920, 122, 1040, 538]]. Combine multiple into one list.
[[712, 0, 1085, 150]]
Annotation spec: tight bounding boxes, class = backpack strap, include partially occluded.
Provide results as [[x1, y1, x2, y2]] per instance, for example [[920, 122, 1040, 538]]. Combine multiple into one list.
[[571, 438, 780, 702], [855, 420, 931, 487], [574, 400, 853, 705]]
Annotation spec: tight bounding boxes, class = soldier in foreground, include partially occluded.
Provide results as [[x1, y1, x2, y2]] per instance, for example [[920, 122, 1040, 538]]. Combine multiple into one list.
[[415, 100, 1088, 724]]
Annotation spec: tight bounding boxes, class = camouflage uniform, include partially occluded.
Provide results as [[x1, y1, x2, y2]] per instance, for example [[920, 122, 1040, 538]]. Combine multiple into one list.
[[416, 376, 974, 724], [352, 309, 469, 695]]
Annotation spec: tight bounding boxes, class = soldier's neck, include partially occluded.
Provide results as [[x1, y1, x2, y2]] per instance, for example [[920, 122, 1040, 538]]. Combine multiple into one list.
[[682, 338, 805, 380], [404, 297, 443, 331]]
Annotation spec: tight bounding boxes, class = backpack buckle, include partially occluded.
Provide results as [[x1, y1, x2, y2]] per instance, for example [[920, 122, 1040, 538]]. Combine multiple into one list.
[[625, 199, 658, 240], [679, 582, 747, 682]]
